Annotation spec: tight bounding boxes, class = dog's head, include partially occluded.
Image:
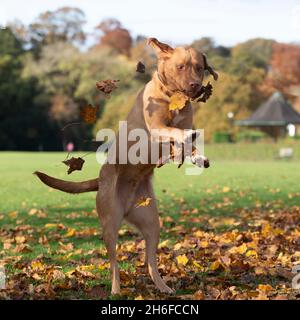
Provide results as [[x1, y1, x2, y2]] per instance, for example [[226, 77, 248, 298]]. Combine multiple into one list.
[[148, 38, 218, 99]]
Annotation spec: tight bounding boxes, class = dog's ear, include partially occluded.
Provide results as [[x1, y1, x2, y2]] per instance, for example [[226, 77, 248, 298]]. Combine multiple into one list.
[[202, 54, 218, 81], [148, 38, 174, 58]]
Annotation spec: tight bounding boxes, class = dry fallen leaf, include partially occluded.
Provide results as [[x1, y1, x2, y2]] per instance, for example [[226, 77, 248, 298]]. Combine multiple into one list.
[[176, 254, 189, 266], [62, 157, 85, 175], [96, 79, 119, 96], [80, 104, 99, 124], [136, 61, 145, 73], [196, 82, 213, 103], [193, 289, 205, 300], [169, 92, 189, 111]]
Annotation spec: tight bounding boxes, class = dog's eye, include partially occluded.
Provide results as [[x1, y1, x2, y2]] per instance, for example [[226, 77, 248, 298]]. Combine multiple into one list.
[[177, 64, 185, 70], [196, 64, 203, 71]]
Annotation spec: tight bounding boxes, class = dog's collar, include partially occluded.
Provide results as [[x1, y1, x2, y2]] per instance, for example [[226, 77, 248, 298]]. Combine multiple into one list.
[[156, 72, 173, 98]]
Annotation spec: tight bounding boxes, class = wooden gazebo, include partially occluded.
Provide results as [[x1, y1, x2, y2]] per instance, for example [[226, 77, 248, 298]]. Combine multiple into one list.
[[235, 92, 300, 140]]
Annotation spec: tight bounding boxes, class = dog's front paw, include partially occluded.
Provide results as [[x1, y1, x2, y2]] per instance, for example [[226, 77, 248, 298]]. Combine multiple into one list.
[[191, 153, 210, 168]]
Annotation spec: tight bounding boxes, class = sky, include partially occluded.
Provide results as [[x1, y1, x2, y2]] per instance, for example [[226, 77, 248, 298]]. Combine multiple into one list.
[[1, 0, 300, 46]]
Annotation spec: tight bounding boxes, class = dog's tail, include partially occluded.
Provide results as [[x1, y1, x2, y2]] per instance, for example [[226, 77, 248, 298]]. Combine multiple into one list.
[[34, 171, 98, 194]]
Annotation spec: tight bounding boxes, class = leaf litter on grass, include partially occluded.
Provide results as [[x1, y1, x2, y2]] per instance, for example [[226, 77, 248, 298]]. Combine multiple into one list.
[[1, 203, 300, 300]]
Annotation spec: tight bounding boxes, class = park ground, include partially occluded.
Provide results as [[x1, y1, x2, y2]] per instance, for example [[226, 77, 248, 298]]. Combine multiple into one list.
[[0, 143, 300, 299]]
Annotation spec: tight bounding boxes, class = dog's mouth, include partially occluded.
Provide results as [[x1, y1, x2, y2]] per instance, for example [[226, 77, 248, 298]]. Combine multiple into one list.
[[183, 87, 203, 100]]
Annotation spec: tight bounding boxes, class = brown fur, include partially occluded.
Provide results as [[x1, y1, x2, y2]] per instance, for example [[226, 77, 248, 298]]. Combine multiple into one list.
[[35, 38, 217, 295], [34, 171, 98, 193]]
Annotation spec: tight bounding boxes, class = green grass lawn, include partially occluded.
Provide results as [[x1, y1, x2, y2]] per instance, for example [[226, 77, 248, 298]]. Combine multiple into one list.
[[0, 147, 300, 299]]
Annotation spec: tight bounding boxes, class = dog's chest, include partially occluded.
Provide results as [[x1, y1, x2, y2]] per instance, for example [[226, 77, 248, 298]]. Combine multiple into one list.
[[168, 109, 186, 127]]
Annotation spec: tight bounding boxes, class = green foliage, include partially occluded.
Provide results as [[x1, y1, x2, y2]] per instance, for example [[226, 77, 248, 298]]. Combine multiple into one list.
[[229, 38, 274, 75], [0, 28, 60, 150], [94, 86, 142, 133], [75, 47, 138, 102], [0, 8, 296, 150], [213, 131, 232, 143], [193, 66, 267, 142], [28, 7, 86, 55], [236, 130, 267, 142]]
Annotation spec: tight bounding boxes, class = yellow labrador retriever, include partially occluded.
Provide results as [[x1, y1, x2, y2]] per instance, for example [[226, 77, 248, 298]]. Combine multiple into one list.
[[35, 38, 218, 295]]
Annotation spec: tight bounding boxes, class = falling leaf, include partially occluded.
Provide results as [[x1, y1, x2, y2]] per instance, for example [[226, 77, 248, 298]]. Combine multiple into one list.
[[62, 157, 85, 175], [96, 79, 119, 96], [80, 104, 99, 124], [169, 92, 189, 111], [176, 254, 189, 266], [135, 197, 152, 208], [136, 61, 145, 73]]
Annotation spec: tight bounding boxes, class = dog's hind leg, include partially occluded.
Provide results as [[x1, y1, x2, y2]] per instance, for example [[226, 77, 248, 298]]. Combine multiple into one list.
[[126, 177, 174, 294], [96, 191, 123, 295]]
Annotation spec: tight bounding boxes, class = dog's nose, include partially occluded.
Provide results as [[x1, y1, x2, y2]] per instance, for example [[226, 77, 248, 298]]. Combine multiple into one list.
[[189, 82, 200, 90]]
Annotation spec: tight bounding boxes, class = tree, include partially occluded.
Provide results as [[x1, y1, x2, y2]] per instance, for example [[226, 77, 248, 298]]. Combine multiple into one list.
[[264, 42, 300, 94], [193, 68, 266, 141], [229, 38, 274, 76], [0, 28, 60, 150], [28, 7, 86, 54], [95, 18, 132, 56]]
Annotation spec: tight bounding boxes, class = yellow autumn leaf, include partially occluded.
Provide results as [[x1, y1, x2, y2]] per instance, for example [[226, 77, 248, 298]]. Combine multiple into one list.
[[9, 211, 18, 219], [135, 197, 152, 208], [65, 228, 76, 237], [210, 260, 220, 271], [229, 242, 248, 255], [169, 92, 189, 111], [193, 260, 205, 271], [158, 239, 170, 249], [245, 250, 258, 258], [261, 222, 272, 237], [98, 262, 110, 271], [44, 223, 59, 228], [222, 186, 231, 193], [31, 261, 45, 271], [200, 240, 209, 248], [79, 265, 95, 271], [257, 284, 273, 292], [173, 242, 182, 250], [176, 254, 189, 266]]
